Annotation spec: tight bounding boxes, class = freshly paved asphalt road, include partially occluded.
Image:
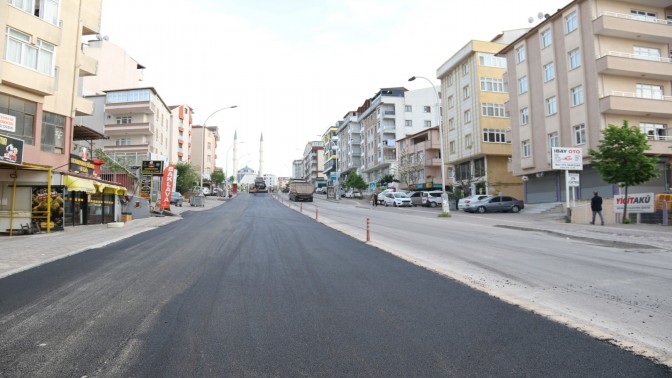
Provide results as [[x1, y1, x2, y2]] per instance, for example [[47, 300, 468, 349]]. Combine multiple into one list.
[[0, 194, 670, 377]]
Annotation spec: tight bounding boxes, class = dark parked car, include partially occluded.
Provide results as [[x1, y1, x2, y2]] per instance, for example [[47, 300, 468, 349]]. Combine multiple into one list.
[[464, 195, 524, 213], [170, 191, 184, 207]]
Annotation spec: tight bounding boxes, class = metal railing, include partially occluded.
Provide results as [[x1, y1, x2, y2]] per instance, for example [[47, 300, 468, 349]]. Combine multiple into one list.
[[605, 91, 672, 101], [599, 11, 671, 25], [597, 51, 672, 64]]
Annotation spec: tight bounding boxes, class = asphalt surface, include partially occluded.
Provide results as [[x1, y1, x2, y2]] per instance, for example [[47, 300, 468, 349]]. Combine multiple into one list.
[[1, 194, 670, 377]]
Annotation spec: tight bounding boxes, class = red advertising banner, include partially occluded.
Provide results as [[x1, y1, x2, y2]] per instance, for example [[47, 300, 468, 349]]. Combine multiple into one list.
[[159, 164, 176, 209]]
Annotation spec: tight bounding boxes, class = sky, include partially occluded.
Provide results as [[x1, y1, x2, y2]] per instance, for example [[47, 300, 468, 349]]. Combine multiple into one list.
[[100, 0, 570, 177]]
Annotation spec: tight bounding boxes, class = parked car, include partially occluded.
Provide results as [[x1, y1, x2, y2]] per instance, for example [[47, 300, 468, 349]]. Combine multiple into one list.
[[458, 195, 490, 211], [408, 191, 423, 207], [170, 192, 184, 207], [377, 189, 395, 204], [201, 187, 211, 196], [382, 192, 412, 207], [420, 191, 443, 207], [344, 189, 362, 198], [315, 187, 326, 194], [211, 188, 222, 196], [464, 195, 525, 213]]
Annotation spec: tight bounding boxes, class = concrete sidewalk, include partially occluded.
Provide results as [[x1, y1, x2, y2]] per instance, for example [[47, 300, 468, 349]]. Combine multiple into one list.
[[0, 195, 228, 279]]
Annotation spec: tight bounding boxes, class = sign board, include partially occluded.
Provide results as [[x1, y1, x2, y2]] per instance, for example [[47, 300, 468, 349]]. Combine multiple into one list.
[[159, 164, 176, 209], [567, 173, 580, 187], [140, 175, 152, 199], [369, 181, 377, 191], [141, 160, 164, 176], [0, 113, 16, 133], [552, 147, 583, 170], [69, 148, 95, 175], [614, 193, 654, 213], [0, 134, 23, 165]]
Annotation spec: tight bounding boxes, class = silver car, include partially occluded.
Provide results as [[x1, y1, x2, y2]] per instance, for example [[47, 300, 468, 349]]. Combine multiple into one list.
[[464, 195, 525, 213], [383, 192, 412, 207]]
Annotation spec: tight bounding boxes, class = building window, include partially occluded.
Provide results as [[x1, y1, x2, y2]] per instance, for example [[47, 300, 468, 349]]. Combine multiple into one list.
[[565, 10, 578, 33], [522, 140, 531, 158], [481, 103, 506, 117], [447, 95, 455, 108], [464, 109, 471, 123], [463, 85, 470, 99], [568, 48, 581, 70], [520, 107, 529, 126], [543, 62, 555, 82], [640, 123, 667, 141], [478, 53, 507, 68], [0, 92, 36, 145], [107, 89, 151, 103], [405, 120, 413, 127], [447, 73, 453, 86], [570, 85, 584, 106], [515, 45, 526, 63], [423, 106, 431, 113], [116, 116, 132, 124], [574, 124, 586, 145], [540, 28, 552, 48], [405, 105, 412, 112], [5, 28, 55, 75], [636, 84, 664, 99], [449, 141, 455, 154], [424, 120, 431, 128], [518, 76, 528, 94], [40, 112, 65, 154], [465, 134, 473, 148], [8, 0, 60, 25], [633, 46, 661, 60], [546, 96, 558, 115], [480, 77, 506, 92], [483, 128, 507, 143], [448, 118, 455, 130], [548, 132, 559, 149], [116, 138, 132, 146], [462, 63, 470, 75], [631, 9, 657, 22]]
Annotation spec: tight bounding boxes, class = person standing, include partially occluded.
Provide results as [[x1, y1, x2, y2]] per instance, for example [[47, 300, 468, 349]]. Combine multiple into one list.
[[590, 191, 604, 225], [371, 191, 378, 207]]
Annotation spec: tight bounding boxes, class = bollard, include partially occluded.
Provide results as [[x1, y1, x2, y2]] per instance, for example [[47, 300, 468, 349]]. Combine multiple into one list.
[[664, 200, 668, 226], [366, 217, 370, 242], [316, 207, 319, 222], [300, 203, 303, 213]]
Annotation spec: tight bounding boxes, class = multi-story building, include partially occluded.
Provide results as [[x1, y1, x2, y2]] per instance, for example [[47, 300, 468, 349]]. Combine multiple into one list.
[[359, 87, 437, 185], [438, 31, 528, 199], [80, 39, 145, 96], [499, 0, 672, 203], [321, 125, 339, 182], [335, 110, 362, 182], [168, 105, 194, 164], [396, 127, 444, 191], [302, 141, 324, 183], [192, 125, 220, 181], [292, 159, 303, 179], [0, 1, 133, 231]]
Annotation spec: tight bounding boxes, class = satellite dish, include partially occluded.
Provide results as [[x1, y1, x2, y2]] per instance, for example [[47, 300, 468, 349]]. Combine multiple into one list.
[[103, 35, 109, 41], [95, 33, 102, 40], [528, 17, 534, 24], [537, 12, 545, 19]]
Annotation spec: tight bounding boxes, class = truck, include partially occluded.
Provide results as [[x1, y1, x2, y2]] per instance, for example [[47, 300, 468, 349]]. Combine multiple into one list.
[[251, 176, 268, 193], [288, 180, 314, 202]]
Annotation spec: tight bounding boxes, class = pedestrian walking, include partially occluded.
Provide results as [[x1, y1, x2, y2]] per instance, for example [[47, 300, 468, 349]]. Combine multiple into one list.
[[371, 191, 378, 207], [590, 191, 604, 225]]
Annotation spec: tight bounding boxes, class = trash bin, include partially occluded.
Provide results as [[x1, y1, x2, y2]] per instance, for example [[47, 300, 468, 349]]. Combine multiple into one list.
[[190, 194, 205, 207]]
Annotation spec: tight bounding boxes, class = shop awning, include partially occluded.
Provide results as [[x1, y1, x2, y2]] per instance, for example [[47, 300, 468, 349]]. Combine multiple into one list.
[[63, 176, 96, 194], [101, 184, 127, 195]]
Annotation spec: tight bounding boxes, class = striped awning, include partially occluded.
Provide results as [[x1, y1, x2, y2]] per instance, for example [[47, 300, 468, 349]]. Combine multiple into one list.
[[63, 176, 96, 194], [95, 182, 128, 195]]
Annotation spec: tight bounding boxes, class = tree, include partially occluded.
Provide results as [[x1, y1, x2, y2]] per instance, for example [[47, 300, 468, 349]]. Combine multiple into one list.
[[588, 120, 659, 223], [210, 169, 225, 186], [343, 172, 367, 191], [378, 174, 397, 186], [174, 162, 199, 194]]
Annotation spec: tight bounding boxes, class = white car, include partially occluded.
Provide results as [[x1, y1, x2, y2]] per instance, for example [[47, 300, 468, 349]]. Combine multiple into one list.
[[458, 195, 490, 211], [382, 192, 412, 207]]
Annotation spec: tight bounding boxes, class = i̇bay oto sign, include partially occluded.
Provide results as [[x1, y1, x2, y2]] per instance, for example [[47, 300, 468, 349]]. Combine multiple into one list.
[[552, 147, 583, 170]]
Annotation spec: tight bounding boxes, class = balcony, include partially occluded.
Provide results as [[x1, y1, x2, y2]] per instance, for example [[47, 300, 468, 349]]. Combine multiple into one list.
[[104, 122, 155, 135], [79, 53, 98, 77], [105, 102, 153, 115], [381, 110, 396, 119], [599, 92, 672, 117], [420, 139, 440, 151], [178, 138, 184, 144], [178, 152, 184, 157], [80, 0, 103, 35], [595, 52, 672, 80], [593, 12, 672, 44], [425, 158, 442, 167], [74, 96, 94, 116], [103, 143, 150, 153], [1, 62, 54, 96]]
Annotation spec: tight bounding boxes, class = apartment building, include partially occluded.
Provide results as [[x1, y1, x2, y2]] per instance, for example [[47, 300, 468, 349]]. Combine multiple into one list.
[[192, 125, 220, 181], [292, 159, 303, 179], [321, 125, 339, 181], [302, 141, 324, 183], [335, 111, 362, 182], [359, 87, 436, 185], [168, 105, 194, 163], [0, 1, 134, 231], [396, 127, 444, 191], [437, 31, 528, 200], [499, 0, 672, 203]]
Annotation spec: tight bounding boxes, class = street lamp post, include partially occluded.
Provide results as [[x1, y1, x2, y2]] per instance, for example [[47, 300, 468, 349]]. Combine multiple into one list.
[[408, 76, 449, 214], [200, 105, 237, 191]]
